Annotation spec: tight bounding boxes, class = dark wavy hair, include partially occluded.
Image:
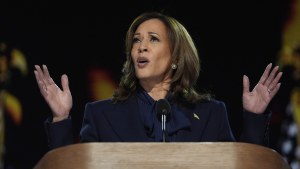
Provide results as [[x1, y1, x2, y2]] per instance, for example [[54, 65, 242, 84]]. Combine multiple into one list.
[[113, 11, 211, 104]]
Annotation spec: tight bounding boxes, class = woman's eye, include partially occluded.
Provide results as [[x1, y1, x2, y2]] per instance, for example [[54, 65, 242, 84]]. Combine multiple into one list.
[[150, 36, 159, 42], [132, 37, 140, 43]]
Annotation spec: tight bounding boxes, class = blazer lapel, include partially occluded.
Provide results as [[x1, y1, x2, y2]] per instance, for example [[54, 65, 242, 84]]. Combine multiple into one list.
[[103, 95, 150, 141], [175, 104, 212, 141]]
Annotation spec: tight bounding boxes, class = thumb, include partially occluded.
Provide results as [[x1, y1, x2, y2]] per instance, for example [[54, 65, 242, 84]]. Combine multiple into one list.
[[61, 74, 70, 92], [243, 75, 250, 93]]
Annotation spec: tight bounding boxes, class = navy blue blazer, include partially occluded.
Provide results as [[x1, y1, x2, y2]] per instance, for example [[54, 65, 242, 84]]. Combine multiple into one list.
[[45, 94, 271, 149]]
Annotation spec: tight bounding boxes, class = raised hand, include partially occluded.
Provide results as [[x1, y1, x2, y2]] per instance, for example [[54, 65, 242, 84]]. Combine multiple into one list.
[[242, 63, 282, 114], [34, 65, 73, 122]]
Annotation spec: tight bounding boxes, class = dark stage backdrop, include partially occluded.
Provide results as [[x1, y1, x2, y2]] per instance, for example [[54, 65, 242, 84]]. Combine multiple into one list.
[[0, 1, 290, 168]]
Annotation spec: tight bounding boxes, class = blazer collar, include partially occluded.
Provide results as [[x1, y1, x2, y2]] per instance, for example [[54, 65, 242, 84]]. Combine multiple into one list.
[[103, 94, 151, 141]]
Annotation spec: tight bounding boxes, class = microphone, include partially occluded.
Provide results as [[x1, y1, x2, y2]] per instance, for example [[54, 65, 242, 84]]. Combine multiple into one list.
[[156, 99, 171, 142]]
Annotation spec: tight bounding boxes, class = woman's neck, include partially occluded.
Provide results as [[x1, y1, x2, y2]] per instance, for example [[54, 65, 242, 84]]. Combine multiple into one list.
[[139, 80, 171, 101]]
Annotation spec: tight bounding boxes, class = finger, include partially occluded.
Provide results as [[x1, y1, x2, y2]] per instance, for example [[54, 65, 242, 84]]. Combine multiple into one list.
[[34, 69, 42, 89], [269, 83, 281, 98], [258, 63, 272, 84], [264, 65, 279, 87], [268, 71, 283, 91], [34, 65, 44, 80], [34, 69, 47, 96], [42, 65, 54, 86], [34, 65, 46, 88], [61, 74, 70, 92], [34, 65, 41, 82], [35, 65, 49, 86], [243, 75, 250, 93]]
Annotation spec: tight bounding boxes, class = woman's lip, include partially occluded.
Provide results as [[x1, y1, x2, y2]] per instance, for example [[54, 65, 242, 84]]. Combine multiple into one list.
[[137, 56, 149, 62], [137, 62, 148, 68], [137, 56, 149, 68]]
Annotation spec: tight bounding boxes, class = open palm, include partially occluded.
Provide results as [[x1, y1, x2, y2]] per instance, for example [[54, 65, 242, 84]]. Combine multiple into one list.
[[242, 63, 282, 114], [34, 65, 73, 121]]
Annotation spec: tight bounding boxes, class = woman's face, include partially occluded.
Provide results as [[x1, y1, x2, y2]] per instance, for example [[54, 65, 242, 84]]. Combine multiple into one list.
[[131, 18, 172, 84]]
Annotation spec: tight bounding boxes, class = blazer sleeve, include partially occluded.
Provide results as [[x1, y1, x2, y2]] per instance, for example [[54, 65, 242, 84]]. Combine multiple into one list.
[[212, 100, 236, 142], [44, 116, 74, 150], [238, 110, 272, 146], [79, 102, 100, 142]]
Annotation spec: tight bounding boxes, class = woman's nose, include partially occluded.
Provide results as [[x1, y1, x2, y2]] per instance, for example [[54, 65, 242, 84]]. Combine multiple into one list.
[[138, 42, 148, 53], [138, 48, 148, 53]]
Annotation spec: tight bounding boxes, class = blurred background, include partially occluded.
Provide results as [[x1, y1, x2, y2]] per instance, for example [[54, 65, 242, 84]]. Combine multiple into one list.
[[1, 0, 300, 168]]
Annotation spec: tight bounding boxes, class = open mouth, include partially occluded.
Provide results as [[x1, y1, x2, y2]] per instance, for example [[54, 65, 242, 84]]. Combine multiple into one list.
[[137, 57, 149, 68]]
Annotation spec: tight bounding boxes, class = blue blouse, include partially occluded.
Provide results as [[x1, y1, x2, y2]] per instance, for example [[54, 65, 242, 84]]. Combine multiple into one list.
[[136, 86, 191, 142]]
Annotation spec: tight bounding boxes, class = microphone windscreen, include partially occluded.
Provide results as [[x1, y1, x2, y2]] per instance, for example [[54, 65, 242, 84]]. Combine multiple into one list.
[[156, 99, 171, 122]]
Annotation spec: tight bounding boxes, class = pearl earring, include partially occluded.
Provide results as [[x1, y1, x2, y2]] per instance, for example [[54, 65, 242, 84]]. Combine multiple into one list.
[[171, 63, 177, 70]]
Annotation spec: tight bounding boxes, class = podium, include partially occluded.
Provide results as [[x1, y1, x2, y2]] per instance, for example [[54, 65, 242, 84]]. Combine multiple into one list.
[[34, 142, 291, 169]]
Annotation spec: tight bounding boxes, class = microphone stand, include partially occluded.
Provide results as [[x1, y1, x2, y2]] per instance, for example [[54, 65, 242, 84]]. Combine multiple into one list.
[[156, 99, 170, 143], [161, 110, 167, 142]]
